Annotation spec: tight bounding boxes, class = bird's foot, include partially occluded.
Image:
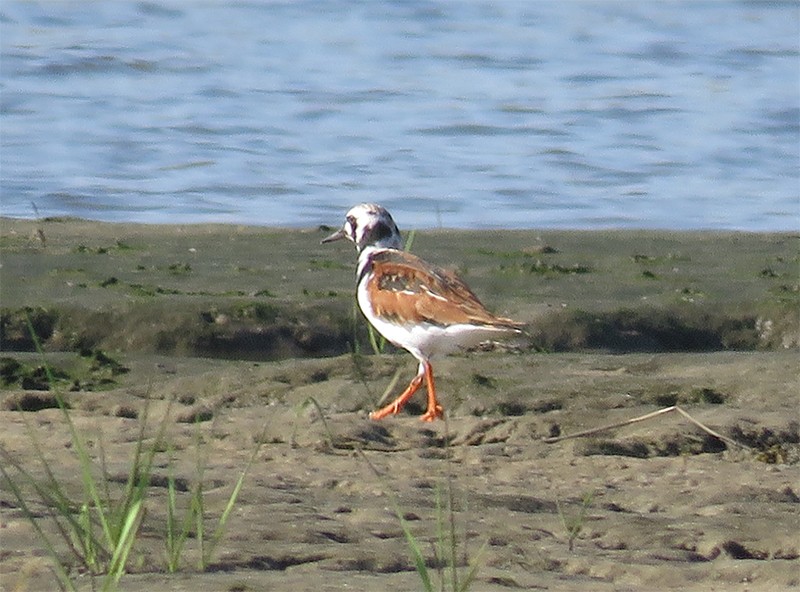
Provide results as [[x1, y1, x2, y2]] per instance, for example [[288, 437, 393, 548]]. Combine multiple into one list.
[[369, 402, 402, 420], [369, 373, 424, 420], [419, 404, 444, 422]]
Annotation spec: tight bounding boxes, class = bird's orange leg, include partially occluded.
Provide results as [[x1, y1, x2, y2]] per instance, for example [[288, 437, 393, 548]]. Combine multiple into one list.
[[419, 361, 444, 422], [369, 371, 424, 420]]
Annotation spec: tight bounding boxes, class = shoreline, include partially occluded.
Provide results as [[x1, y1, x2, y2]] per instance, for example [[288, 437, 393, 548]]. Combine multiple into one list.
[[3, 214, 797, 233], [2, 216, 797, 358]]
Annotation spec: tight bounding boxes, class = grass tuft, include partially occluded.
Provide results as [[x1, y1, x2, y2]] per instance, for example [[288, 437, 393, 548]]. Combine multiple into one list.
[[556, 490, 595, 551], [1, 314, 262, 590]]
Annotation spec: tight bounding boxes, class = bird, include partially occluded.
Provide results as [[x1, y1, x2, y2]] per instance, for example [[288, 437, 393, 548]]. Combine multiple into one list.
[[322, 203, 524, 421]]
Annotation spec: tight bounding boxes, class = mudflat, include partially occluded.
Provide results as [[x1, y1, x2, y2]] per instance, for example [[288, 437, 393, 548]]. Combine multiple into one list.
[[1, 217, 798, 591]]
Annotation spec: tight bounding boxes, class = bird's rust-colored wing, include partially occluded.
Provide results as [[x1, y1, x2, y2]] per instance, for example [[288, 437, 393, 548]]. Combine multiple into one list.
[[364, 250, 522, 329]]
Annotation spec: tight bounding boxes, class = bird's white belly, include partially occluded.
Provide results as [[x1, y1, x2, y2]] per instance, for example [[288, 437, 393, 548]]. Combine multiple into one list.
[[357, 281, 508, 360]]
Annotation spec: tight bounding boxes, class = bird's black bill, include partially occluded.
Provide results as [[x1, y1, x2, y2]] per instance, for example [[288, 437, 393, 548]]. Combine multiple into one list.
[[321, 228, 347, 244]]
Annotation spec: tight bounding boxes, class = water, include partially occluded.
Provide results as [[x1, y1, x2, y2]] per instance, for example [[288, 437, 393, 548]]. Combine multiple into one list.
[[1, 1, 798, 231]]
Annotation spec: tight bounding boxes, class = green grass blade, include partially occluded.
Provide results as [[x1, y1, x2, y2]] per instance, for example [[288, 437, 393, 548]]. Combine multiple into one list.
[[193, 482, 205, 570], [25, 315, 116, 551], [457, 540, 488, 592], [202, 472, 244, 566], [367, 323, 385, 355], [373, 366, 404, 410], [78, 504, 97, 571], [299, 396, 334, 449], [164, 437, 196, 573], [0, 460, 77, 592], [204, 429, 265, 566], [446, 472, 458, 590], [170, 480, 198, 573], [433, 484, 445, 586], [116, 384, 167, 542], [103, 499, 144, 592], [404, 229, 416, 253], [165, 473, 176, 571], [7, 405, 113, 570], [2, 413, 99, 565], [165, 462, 186, 573], [398, 513, 434, 592], [356, 448, 433, 592], [96, 435, 113, 511]]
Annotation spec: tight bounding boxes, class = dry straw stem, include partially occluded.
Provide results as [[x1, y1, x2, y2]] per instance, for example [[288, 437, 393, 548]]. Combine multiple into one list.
[[543, 404, 750, 450]]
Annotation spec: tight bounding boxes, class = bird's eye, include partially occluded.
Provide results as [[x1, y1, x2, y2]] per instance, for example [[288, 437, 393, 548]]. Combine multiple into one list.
[[346, 216, 357, 239]]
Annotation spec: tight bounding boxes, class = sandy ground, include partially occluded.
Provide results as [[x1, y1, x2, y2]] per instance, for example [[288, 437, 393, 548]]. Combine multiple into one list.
[[0, 218, 798, 591]]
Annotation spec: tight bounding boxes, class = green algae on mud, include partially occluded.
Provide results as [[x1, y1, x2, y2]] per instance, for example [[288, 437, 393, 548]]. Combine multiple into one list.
[[1, 217, 797, 358]]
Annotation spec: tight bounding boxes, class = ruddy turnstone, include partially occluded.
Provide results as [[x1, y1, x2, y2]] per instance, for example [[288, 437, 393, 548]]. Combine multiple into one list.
[[322, 203, 524, 421]]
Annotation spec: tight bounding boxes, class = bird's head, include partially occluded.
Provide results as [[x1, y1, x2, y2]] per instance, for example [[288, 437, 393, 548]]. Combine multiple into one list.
[[321, 203, 403, 252]]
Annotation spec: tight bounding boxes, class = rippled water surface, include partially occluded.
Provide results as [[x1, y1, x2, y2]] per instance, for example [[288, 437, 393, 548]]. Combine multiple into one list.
[[1, 1, 798, 229]]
